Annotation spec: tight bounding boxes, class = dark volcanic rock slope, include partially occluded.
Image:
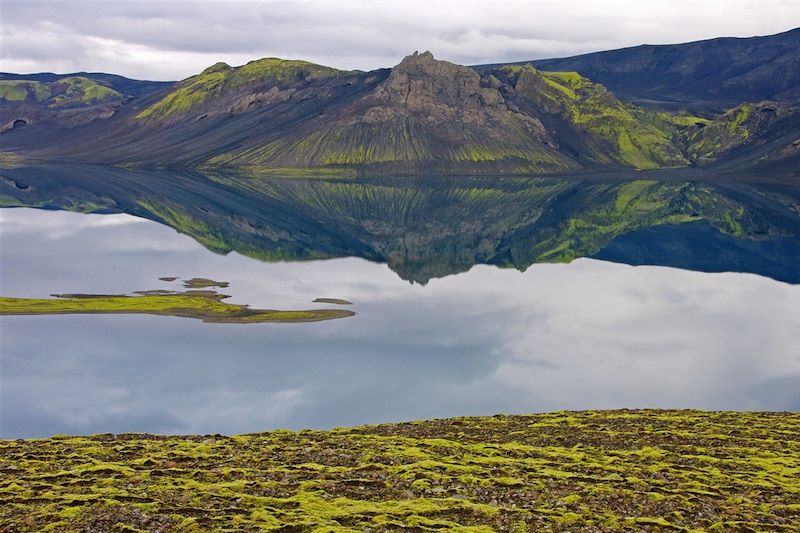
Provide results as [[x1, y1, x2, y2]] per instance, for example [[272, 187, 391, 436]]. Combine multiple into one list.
[[205, 52, 578, 174], [0, 53, 703, 174], [525, 27, 800, 112], [2, 40, 800, 176]]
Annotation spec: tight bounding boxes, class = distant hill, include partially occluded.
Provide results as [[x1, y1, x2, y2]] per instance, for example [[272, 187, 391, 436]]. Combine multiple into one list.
[[509, 27, 800, 113], [1, 29, 798, 177], [0, 72, 172, 97], [0, 73, 172, 134]]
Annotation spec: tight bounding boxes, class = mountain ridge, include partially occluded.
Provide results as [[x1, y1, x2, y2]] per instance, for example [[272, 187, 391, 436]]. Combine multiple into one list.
[[511, 27, 800, 112], [1, 29, 799, 177]]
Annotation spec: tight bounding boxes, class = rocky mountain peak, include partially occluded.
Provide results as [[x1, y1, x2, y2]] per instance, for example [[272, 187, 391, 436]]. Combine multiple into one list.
[[395, 50, 436, 68], [390, 51, 469, 79], [374, 50, 501, 117]]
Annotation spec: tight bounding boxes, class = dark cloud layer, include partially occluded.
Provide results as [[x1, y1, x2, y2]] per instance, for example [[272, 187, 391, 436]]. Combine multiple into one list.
[[1, 2, 799, 81]]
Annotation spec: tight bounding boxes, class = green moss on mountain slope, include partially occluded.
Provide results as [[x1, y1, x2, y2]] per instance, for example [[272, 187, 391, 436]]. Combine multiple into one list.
[[0, 81, 51, 102], [204, 53, 581, 173], [685, 101, 797, 164], [229, 58, 342, 86], [0, 77, 120, 106], [53, 77, 122, 105], [137, 58, 343, 121], [4, 52, 799, 174], [207, 116, 578, 173], [510, 65, 690, 169], [2, 410, 799, 531]]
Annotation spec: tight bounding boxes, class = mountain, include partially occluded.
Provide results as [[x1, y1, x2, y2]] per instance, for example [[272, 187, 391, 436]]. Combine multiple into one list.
[[685, 101, 800, 174], [1, 31, 799, 176], [518, 27, 800, 112], [0, 72, 172, 97], [0, 72, 172, 133], [3, 165, 799, 283], [0, 54, 735, 174]]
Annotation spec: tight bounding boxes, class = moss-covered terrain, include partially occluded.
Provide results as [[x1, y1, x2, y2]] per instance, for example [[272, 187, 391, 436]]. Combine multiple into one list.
[[686, 102, 799, 168], [1, 410, 798, 531], [0, 77, 122, 107], [504, 66, 692, 170], [0, 287, 354, 324], [5, 51, 799, 176], [136, 58, 343, 121]]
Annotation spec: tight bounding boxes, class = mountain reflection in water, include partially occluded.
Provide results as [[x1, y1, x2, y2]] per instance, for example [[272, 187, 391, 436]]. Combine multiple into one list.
[[2, 164, 799, 283]]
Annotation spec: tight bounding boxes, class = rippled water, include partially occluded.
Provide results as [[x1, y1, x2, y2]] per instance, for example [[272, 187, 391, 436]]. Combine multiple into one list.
[[1, 207, 799, 438]]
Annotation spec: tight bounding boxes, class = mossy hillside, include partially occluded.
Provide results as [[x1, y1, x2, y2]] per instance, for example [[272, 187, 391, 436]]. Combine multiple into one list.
[[0, 80, 51, 102], [136, 58, 344, 121], [1, 410, 799, 531], [52, 77, 122, 105], [181, 53, 583, 173], [0, 77, 121, 106], [206, 115, 579, 173], [684, 102, 796, 164], [508, 65, 689, 169]]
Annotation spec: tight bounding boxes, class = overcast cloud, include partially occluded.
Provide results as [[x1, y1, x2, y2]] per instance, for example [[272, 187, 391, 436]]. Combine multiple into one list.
[[1, 0, 799, 81]]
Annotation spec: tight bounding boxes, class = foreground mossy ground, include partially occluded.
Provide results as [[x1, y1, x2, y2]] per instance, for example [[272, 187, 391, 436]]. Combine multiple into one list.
[[1, 411, 799, 532]]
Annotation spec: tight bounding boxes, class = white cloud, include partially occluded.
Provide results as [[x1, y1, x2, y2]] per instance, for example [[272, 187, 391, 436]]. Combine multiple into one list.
[[1, 0, 798, 80]]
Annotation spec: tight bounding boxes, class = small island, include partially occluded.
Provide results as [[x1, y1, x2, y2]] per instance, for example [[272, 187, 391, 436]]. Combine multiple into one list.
[[182, 277, 230, 289], [0, 289, 354, 324], [313, 297, 353, 305]]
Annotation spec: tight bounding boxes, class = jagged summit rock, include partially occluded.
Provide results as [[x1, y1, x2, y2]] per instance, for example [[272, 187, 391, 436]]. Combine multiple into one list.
[[373, 50, 503, 119]]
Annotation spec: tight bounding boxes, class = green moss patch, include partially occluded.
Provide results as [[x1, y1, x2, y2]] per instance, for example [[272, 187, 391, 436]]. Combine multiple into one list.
[[510, 66, 689, 169], [0, 288, 354, 324], [137, 58, 343, 121], [1, 410, 798, 530], [0, 77, 120, 106]]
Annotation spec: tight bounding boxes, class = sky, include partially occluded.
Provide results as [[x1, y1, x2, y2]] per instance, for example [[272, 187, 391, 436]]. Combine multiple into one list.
[[1, 0, 799, 81]]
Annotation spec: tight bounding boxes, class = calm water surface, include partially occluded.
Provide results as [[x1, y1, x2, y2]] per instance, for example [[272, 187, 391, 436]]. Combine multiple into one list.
[[1, 208, 799, 438]]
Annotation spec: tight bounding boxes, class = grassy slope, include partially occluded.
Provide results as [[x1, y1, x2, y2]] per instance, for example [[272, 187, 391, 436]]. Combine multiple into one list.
[[0, 293, 353, 324], [130, 57, 711, 173], [1, 410, 798, 531], [0, 77, 121, 106], [205, 117, 578, 174], [136, 58, 343, 121], [683, 101, 800, 167], [0, 81, 51, 102], [508, 66, 695, 169]]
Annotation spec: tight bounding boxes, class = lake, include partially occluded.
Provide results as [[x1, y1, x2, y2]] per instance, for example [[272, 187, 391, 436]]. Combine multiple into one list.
[[2, 199, 799, 438]]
